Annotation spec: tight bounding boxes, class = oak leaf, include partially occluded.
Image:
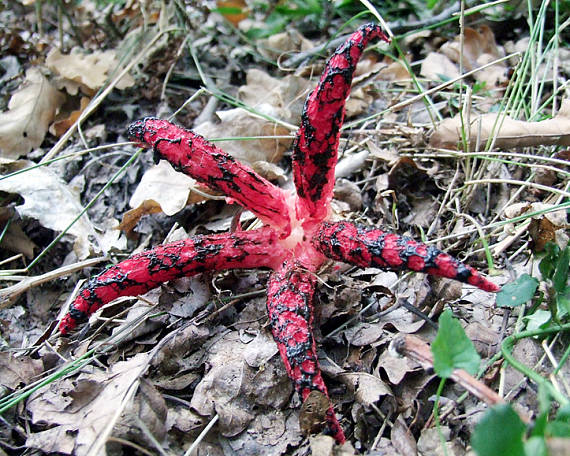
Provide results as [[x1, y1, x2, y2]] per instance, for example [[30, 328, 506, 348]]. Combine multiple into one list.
[[430, 99, 570, 150], [0, 68, 64, 160]]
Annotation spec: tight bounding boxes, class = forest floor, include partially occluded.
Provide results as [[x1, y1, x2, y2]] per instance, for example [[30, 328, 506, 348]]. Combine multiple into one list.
[[0, 2, 569, 455]]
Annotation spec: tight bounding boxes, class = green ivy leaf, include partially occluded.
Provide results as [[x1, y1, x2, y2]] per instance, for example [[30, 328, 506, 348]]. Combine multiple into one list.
[[524, 436, 548, 456], [431, 309, 480, 378], [546, 404, 570, 437], [553, 247, 570, 294], [497, 274, 539, 307], [539, 242, 560, 281], [471, 404, 526, 456], [523, 310, 551, 331]]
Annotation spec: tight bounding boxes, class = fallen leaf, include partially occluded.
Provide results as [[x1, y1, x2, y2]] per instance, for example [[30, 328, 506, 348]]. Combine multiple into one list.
[[0, 352, 44, 389], [195, 107, 292, 164], [338, 372, 393, 407], [529, 216, 564, 252], [0, 207, 36, 258], [216, 0, 249, 26], [120, 160, 219, 233], [417, 426, 464, 456], [129, 159, 201, 216], [190, 331, 291, 437], [377, 350, 418, 385], [430, 98, 570, 150], [300, 390, 330, 436], [0, 68, 64, 160], [439, 25, 507, 89], [391, 414, 417, 456], [26, 353, 151, 456], [238, 68, 311, 122], [309, 434, 335, 455], [50, 96, 90, 137], [257, 30, 314, 61], [420, 52, 461, 81], [0, 161, 98, 259], [498, 202, 569, 253], [46, 47, 135, 94]]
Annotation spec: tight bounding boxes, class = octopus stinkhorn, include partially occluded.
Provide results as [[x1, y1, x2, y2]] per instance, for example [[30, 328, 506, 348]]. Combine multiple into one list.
[[59, 23, 499, 443]]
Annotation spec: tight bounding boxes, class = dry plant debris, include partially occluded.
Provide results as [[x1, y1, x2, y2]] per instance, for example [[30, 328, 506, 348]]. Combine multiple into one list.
[[0, 2, 568, 456]]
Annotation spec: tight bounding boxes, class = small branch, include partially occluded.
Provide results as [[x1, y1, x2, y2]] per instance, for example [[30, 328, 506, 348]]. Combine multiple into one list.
[[392, 334, 504, 407], [0, 256, 107, 309]]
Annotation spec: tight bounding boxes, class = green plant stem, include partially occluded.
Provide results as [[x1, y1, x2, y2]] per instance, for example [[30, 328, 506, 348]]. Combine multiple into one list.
[[0, 348, 97, 414], [434, 377, 450, 456], [501, 323, 570, 407]]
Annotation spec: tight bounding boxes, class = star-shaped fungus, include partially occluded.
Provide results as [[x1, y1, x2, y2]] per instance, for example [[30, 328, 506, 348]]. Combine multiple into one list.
[[59, 24, 499, 443]]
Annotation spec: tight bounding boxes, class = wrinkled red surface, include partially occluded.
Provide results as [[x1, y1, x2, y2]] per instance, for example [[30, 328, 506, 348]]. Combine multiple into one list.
[[60, 228, 287, 333], [293, 24, 389, 224], [61, 23, 498, 444], [313, 221, 500, 293], [128, 117, 292, 233]]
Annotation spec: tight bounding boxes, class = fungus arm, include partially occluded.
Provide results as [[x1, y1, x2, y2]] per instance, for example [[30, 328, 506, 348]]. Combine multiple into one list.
[[60, 227, 287, 333], [266, 261, 345, 443], [292, 23, 390, 224], [128, 118, 292, 233], [313, 221, 500, 292]]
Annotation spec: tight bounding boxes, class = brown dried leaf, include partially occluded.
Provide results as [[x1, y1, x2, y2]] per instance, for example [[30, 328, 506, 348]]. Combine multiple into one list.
[[0, 352, 44, 389], [499, 202, 569, 253], [238, 69, 311, 122], [0, 161, 97, 259], [377, 350, 418, 385], [119, 160, 220, 233], [0, 212, 36, 258], [430, 98, 570, 150], [46, 48, 135, 94], [258, 30, 314, 61], [338, 372, 393, 407], [195, 107, 292, 165], [391, 415, 417, 456], [50, 96, 90, 137], [528, 216, 564, 252], [420, 52, 461, 81], [190, 332, 291, 437], [378, 56, 411, 82], [0, 68, 64, 160], [439, 25, 507, 89], [216, 0, 249, 26], [300, 390, 330, 436], [26, 353, 151, 456]]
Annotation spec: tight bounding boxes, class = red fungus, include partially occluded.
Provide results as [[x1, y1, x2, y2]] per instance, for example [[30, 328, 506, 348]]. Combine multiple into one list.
[[60, 24, 499, 444]]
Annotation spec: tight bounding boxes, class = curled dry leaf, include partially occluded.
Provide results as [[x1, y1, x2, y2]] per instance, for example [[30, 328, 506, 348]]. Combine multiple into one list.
[[128, 160, 207, 211], [195, 107, 291, 164], [501, 202, 569, 251], [0, 161, 98, 259], [0, 68, 64, 160], [238, 69, 312, 122], [46, 47, 135, 95], [439, 25, 507, 89], [50, 96, 91, 137], [420, 52, 460, 81], [338, 372, 392, 407], [257, 30, 314, 61], [430, 98, 570, 150], [300, 390, 331, 437], [0, 207, 36, 258]]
